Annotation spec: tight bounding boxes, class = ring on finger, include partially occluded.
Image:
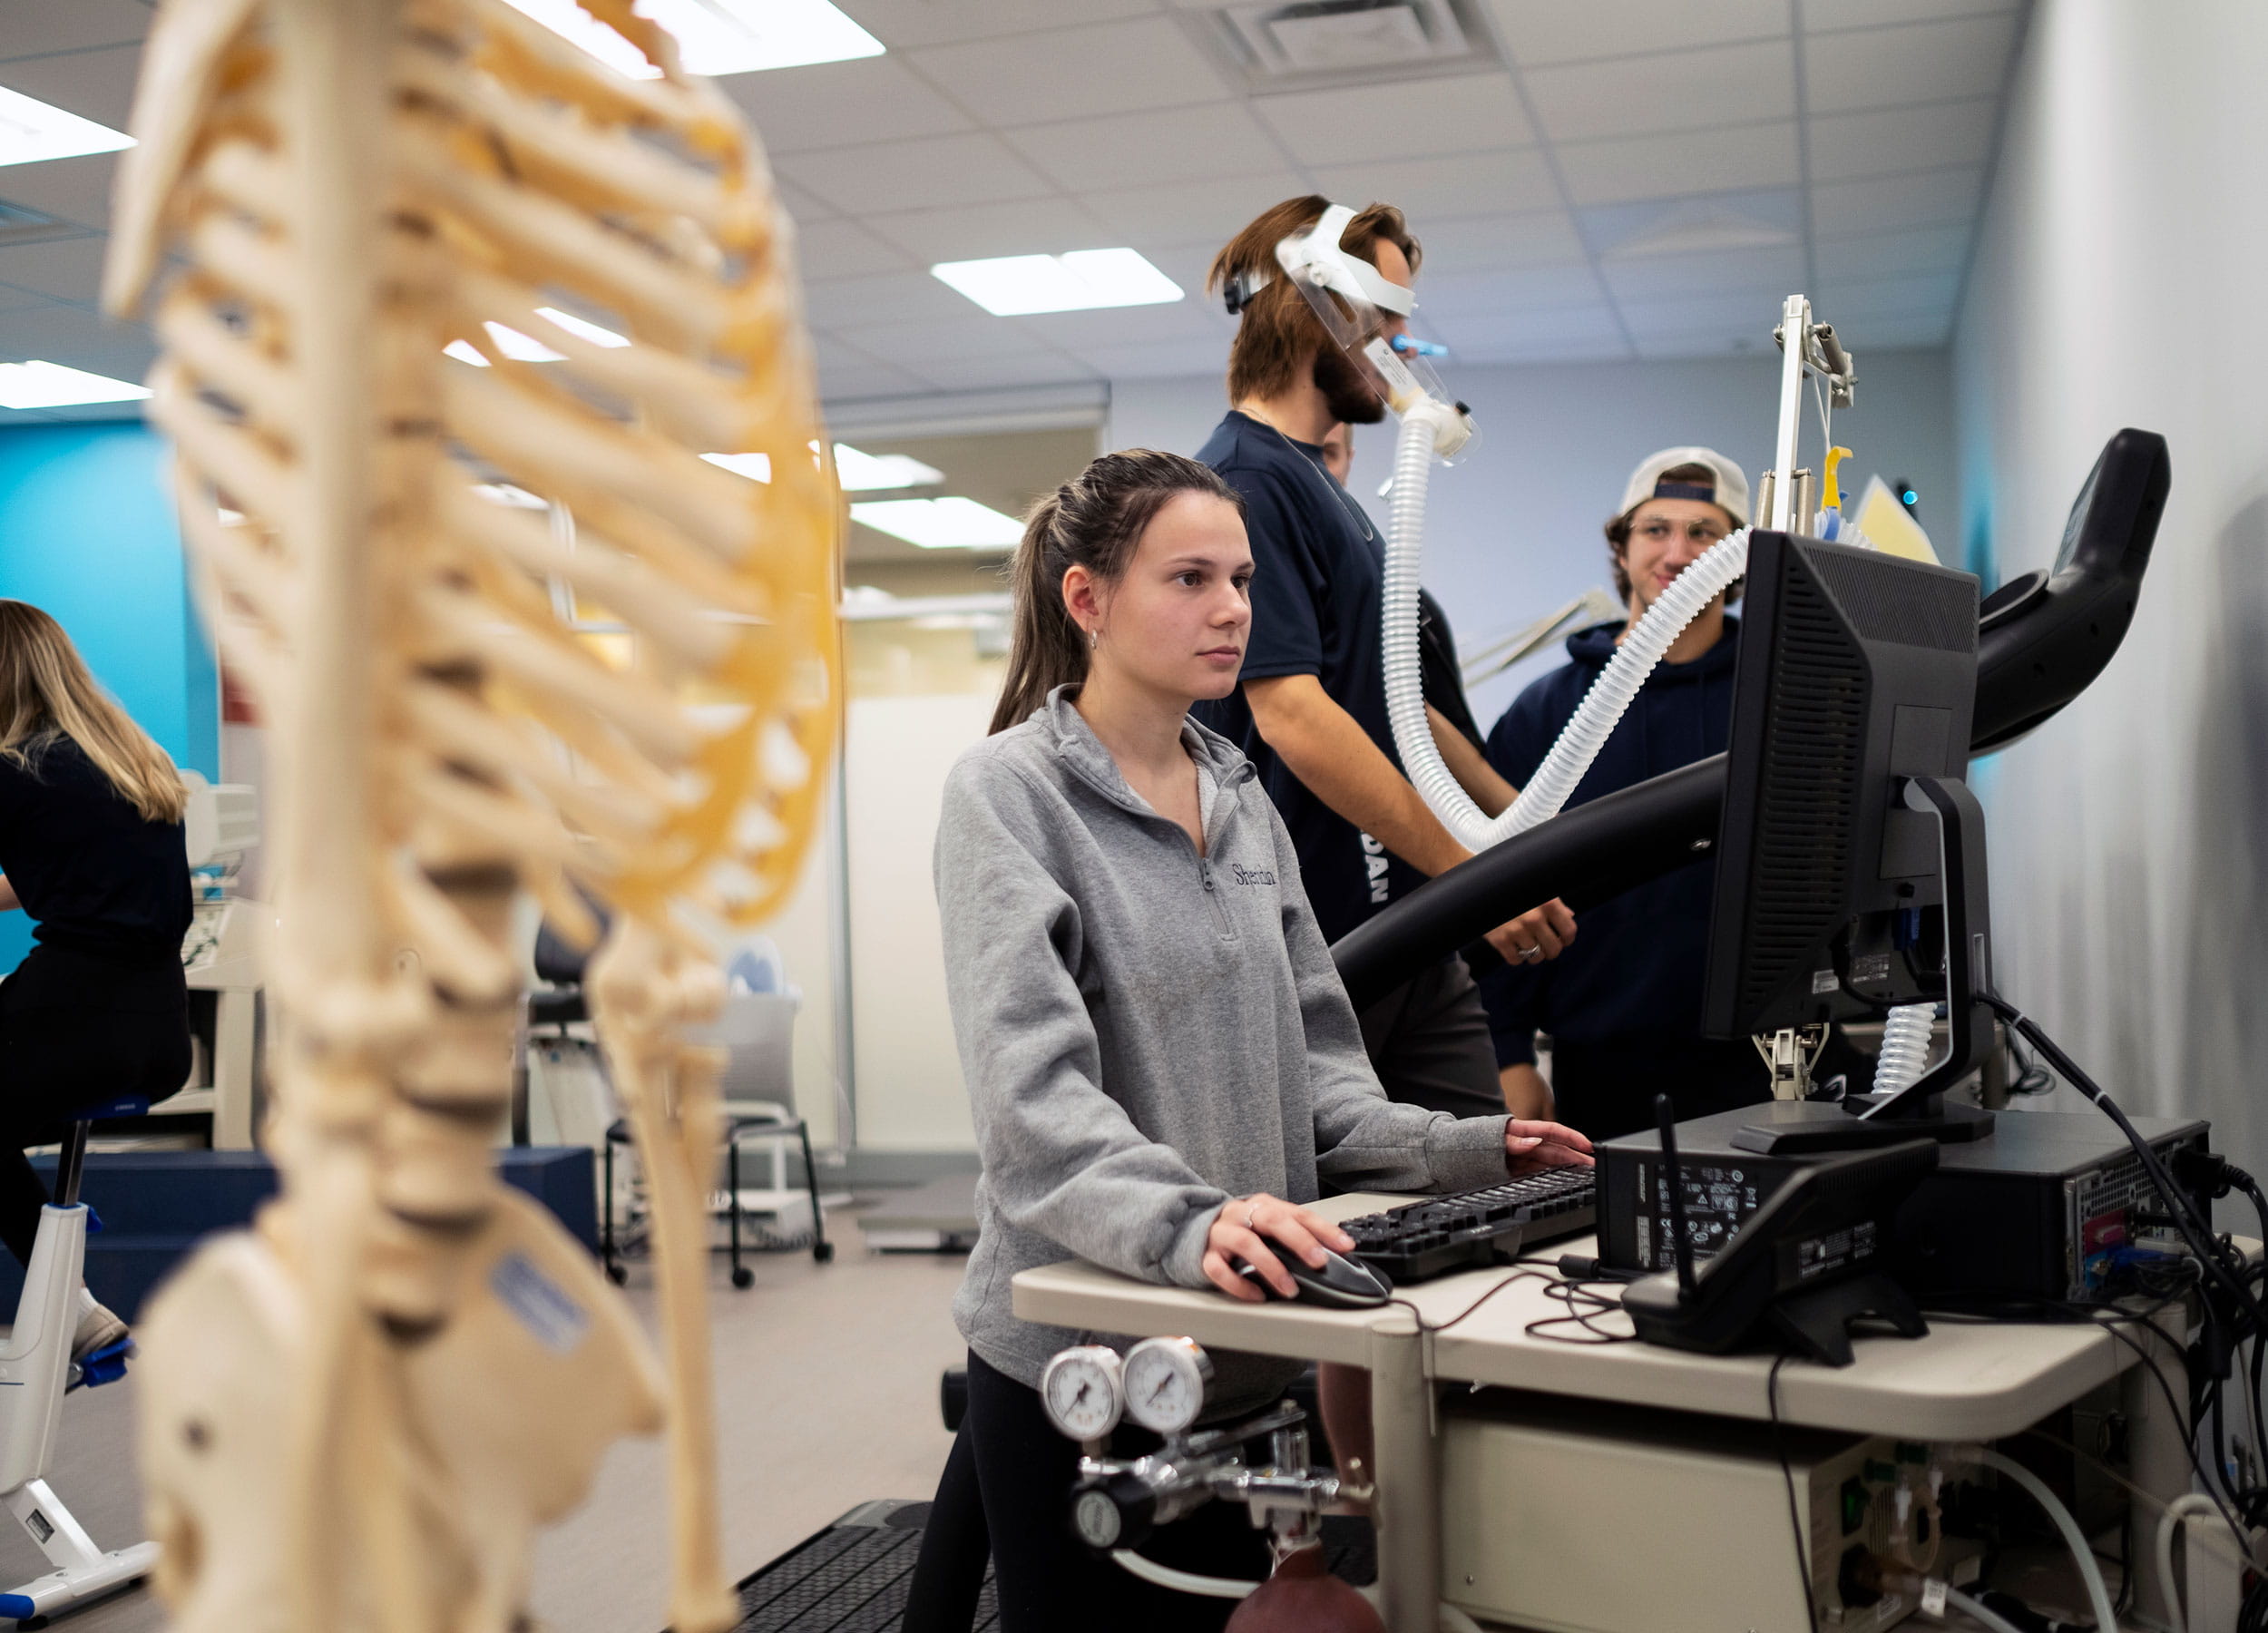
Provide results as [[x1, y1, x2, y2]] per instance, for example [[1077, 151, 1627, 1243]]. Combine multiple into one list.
[[1518, 944, 1541, 960]]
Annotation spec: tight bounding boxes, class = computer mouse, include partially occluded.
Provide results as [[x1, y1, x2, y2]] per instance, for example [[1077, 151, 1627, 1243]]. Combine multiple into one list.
[[1234, 1247, 1393, 1308]]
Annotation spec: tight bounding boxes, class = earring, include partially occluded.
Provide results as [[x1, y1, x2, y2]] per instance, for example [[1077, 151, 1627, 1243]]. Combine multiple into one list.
[[1089, 627, 1099, 648]]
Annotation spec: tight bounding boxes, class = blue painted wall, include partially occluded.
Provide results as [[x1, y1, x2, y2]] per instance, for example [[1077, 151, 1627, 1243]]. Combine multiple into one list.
[[0, 423, 219, 971]]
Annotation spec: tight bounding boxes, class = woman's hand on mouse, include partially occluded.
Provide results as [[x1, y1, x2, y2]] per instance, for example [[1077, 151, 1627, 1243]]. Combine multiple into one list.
[[1505, 1118, 1594, 1175], [1203, 1191, 1355, 1302]]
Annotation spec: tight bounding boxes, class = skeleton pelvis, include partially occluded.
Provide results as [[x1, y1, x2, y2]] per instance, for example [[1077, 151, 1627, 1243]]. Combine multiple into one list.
[[139, 1188, 665, 1632]]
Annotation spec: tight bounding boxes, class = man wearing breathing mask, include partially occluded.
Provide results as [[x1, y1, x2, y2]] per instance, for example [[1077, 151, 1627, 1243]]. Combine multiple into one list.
[[1193, 196, 1575, 1120], [1476, 449, 1771, 1135]]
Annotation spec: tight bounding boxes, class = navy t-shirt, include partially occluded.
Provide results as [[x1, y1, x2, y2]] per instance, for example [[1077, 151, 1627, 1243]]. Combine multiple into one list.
[[1475, 619, 1739, 1066], [0, 734, 191, 959], [1194, 411, 1473, 947]]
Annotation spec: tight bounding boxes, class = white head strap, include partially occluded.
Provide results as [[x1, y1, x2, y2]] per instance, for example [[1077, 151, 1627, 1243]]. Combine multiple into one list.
[[1224, 202, 1415, 318]]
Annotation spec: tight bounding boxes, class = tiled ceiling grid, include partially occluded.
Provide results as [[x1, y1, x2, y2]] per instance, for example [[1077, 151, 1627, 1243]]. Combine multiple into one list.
[[0, 0, 2026, 422]]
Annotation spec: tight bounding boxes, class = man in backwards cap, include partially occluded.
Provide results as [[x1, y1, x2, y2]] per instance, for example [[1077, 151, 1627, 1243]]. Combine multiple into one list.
[[1477, 448, 1771, 1139]]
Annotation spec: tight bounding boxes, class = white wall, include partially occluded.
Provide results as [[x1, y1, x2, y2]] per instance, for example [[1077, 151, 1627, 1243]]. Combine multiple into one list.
[[1953, 3, 2268, 1184], [1111, 347, 1955, 728]]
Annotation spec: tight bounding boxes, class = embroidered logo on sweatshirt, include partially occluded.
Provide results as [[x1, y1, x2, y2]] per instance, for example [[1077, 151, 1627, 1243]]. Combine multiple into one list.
[[1229, 865, 1277, 886]]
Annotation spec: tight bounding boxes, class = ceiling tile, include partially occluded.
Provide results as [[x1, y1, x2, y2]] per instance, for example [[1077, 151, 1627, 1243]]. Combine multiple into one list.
[[1415, 210, 1589, 270], [1556, 122, 1799, 205], [1252, 73, 1533, 167], [724, 56, 974, 153], [788, 219, 920, 280], [0, 300, 152, 372], [774, 177, 837, 223], [910, 17, 1230, 127], [1525, 40, 1795, 143], [1079, 172, 1312, 245], [1842, 313, 1954, 349], [0, 1, 152, 61], [1428, 301, 1626, 350], [833, 316, 1053, 367], [836, 0, 1162, 51], [1015, 299, 1223, 353], [1812, 269, 1963, 318], [777, 133, 1057, 216], [1629, 329, 1772, 361], [1067, 338, 1229, 381], [1600, 244, 1806, 300], [1003, 103, 1280, 193], [1810, 166, 1982, 236], [0, 43, 140, 132], [1615, 290, 1786, 337], [1486, 0, 1789, 66], [0, 153, 118, 231], [0, 284, 59, 319], [1813, 224, 1969, 282], [1458, 332, 1633, 364], [1801, 0, 2019, 34], [0, 234, 104, 302], [1806, 99, 1997, 182], [1308, 149, 1559, 220], [1802, 14, 2020, 114], [906, 353, 1104, 393], [818, 358, 944, 404], [1417, 264, 1608, 317], [802, 269, 999, 329], [864, 196, 1119, 265]]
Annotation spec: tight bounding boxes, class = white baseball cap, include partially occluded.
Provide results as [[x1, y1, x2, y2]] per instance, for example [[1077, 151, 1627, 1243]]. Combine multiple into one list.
[[1618, 446, 1749, 528]]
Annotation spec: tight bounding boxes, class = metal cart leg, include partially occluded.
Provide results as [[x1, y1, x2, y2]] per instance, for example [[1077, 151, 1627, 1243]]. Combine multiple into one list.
[[728, 1129, 752, 1289], [1370, 1307, 1438, 1633], [797, 1120, 833, 1264], [601, 1126, 625, 1286]]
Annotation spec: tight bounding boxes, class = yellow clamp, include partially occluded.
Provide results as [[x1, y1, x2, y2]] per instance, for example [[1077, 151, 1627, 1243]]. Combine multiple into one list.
[[1823, 445, 1852, 513]]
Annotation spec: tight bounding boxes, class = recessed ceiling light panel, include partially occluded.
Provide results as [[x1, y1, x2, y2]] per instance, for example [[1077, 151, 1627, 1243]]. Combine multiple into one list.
[[931, 249, 1185, 317], [0, 88, 133, 168], [832, 445, 943, 491], [500, 0, 883, 79], [0, 361, 151, 409], [851, 497, 1024, 550]]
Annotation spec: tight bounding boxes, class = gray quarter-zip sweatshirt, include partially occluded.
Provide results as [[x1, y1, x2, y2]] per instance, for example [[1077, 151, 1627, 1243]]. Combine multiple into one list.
[[934, 687, 1513, 1404]]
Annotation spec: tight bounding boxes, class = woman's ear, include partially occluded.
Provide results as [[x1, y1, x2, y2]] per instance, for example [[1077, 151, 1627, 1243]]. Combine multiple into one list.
[[1062, 564, 1102, 636]]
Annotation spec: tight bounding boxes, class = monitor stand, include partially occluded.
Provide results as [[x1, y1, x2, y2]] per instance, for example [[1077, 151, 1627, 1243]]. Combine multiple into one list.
[[1732, 776, 1999, 1159], [1731, 1095, 1995, 1156]]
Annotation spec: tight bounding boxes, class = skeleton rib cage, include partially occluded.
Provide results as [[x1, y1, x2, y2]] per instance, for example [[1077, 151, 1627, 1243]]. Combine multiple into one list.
[[103, 0, 838, 1628]]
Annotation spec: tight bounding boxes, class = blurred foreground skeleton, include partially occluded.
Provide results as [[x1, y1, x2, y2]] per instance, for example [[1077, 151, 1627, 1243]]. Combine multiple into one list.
[[102, 0, 837, 1627]]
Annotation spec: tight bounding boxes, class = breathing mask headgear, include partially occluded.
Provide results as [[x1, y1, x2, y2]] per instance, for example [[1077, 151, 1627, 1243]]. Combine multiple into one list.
[[1227, 202, 1474, 460]]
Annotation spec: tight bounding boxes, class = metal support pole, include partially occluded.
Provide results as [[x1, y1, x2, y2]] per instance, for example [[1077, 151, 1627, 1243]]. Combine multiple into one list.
[[1369, 1308, 1438, 1632], [1770, 293, 1810, 532]]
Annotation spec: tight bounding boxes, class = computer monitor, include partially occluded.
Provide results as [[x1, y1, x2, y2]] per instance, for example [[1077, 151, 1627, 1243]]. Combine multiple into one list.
[[1700, 531, 1991, 1156]]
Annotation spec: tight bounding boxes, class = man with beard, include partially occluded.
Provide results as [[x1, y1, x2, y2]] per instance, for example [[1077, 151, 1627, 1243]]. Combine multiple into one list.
[[1193, 197, 1575, 1118]]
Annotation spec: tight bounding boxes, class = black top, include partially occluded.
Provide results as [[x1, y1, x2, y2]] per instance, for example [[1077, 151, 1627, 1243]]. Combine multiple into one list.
[[1477, 619, 1740, 1066], [1194, 410, 1476, 946], [0, 734, 191, 961]]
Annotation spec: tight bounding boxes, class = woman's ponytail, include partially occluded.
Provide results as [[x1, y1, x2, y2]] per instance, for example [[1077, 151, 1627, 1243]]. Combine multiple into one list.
[[988, 449, 1243, 735]]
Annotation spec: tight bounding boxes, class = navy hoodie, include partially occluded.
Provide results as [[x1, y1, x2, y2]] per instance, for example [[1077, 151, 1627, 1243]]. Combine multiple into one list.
[[1476, 617, 1739, 1067]]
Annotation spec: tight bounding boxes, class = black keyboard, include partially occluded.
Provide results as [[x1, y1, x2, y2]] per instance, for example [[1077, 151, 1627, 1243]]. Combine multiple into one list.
[[1342, 1169, 1597, 1286]]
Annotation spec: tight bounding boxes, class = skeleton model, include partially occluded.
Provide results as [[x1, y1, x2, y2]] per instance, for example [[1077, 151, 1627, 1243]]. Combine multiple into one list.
[[102, 0, 837, 1628]]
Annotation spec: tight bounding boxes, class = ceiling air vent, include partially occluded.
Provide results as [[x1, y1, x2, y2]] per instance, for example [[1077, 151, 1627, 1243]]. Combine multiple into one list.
[[1207, 0, 1489, 88]]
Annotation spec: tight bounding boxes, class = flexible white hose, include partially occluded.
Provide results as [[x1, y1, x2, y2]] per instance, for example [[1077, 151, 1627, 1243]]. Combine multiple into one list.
[[1110, 1549, 1256, 1599], [1378, 407, 1936, 1065], [1382, 409, 1753, 854], [1875, 1004, 1938, 1095], [1943, 1447, 2117, 1633], [2154, 1491, 2230, 1633]]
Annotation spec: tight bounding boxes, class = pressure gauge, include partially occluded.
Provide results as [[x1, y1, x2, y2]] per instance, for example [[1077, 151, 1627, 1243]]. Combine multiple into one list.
[[1041, 1345, 1125, 1442], [1121, 1336, 1213, 1435]]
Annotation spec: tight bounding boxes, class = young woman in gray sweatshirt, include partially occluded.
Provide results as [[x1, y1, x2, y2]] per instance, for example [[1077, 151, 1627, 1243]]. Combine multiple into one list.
[[907, 448, 1592, 1633]]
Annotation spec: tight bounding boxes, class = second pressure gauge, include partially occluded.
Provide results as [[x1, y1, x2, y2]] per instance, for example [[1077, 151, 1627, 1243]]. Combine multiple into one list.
[[1121, 1336, 1213, 1435], [1041, 1345, 1125, 1442]]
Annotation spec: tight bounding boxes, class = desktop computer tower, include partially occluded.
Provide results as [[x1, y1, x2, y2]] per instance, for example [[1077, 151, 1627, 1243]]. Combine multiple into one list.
[[1598, 1106, 2211, 1304]]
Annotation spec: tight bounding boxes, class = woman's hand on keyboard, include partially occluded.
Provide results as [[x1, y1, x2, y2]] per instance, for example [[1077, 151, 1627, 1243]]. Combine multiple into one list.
[[1505, 1118, 1593, 1176]]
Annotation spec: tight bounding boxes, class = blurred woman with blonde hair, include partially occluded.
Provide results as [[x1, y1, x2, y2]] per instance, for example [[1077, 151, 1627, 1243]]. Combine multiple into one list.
[[0, 600, 192, 1363]]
